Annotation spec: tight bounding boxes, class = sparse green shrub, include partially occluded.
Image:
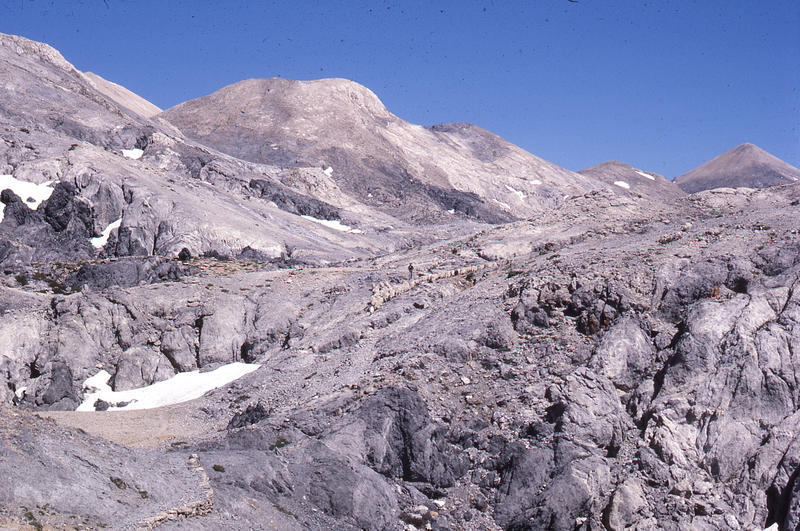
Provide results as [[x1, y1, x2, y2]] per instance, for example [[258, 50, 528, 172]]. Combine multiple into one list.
[[269, 437, 289, 451]]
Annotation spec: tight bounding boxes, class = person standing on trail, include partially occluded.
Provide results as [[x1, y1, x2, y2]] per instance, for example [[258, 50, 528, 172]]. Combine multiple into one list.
[[408, 263, 414, 281]]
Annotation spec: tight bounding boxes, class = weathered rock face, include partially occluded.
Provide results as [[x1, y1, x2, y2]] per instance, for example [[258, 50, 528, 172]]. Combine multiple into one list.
[[642, 245, 800, 527], [589, 317, 655, 391], [350, 387, 468, 488], [113, 346, 176, 391]]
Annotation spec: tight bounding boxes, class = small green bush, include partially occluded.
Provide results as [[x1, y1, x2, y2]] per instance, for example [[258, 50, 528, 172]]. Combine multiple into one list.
[[269, 437, 289, 451]]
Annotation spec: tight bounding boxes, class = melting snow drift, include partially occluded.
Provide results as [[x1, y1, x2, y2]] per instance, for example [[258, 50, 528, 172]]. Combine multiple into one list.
[[0, 174, 54, 222], [302, 215, 363, 233], [505, 185, 526, 201], [77, 362, 261, 411], [635, 170, 656, 181], [122, 148, 144, 160], [613, 181, 631, 190], [90, 218, 121, 248]]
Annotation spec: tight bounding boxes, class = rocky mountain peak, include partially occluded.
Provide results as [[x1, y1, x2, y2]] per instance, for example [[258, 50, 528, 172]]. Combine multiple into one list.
[[0, 32, 78, 75]]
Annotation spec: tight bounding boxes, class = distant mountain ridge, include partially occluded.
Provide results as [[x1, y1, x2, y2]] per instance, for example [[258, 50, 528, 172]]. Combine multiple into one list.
[[674, 143, 800, 193], [160, 77, 605, 224], [578, 160, 685, 200], [0, 32, 401, 266]]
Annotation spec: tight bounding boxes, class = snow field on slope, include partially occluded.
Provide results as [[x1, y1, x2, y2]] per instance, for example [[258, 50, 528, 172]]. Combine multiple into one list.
[[77, 362, 261, 411], [90, 218, 121, 248], [635, 170, 656, 180], [122, 148, 143, 160], [505, 185, 526, 201], [301, 215, 363, 233], [0, 174, 54, 222]]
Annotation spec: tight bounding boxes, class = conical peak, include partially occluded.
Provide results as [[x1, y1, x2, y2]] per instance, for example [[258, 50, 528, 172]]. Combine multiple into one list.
[[675, 142, 800, 192], [706, 143, 787, 169]]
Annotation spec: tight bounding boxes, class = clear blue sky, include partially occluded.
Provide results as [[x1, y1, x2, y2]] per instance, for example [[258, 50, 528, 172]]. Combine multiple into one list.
[[2, 0, 799, 177]]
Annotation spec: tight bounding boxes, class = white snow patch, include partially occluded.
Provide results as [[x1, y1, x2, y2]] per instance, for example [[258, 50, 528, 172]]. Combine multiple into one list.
[[613, 181, 631, 190], [77, 362, 261, 411], [447, 209, 455, 214], [0, 174, 55, 222], [635, 170, 656, 181], [323, 166, 334, 176], [122, 148, 143, 160], [14, 386, 26, 399], [301, 215, 362, 233], [90, 218, 122, 248], [505, 185, 526, 201], [531, 179, 542, 185], [764, 524, 779, 531]]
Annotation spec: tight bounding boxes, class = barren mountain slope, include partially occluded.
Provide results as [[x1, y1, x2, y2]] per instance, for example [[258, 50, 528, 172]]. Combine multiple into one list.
[[160, 78, 606, 223], [675, 142, 800, 193], [81, 71, 163, 119], [0, 32, 436, 270]]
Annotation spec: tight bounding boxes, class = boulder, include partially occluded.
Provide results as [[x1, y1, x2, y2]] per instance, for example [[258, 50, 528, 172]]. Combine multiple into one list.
[[197, 297, 249, 366], [604, 477, 649, 530], [590, 317, 656, 391], [354, 387, 467, 488], [39, 360, 78, 409], [112, 346, 175, 391], [160, 326, 198, 372]]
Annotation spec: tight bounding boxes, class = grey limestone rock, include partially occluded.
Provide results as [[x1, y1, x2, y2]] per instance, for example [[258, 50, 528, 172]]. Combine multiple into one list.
[[353, 387, 467, 488], [590, 317, 656, 391], [113, 346, 175, 391]]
